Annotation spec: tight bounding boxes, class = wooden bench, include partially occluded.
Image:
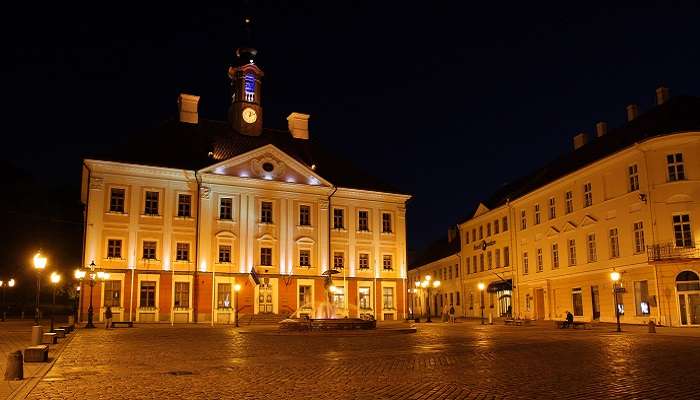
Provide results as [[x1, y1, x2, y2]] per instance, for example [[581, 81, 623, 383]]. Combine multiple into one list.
[[59, 325, 73, 333], [53, 328, 66, 338], [111, 321, 134, 328], [24, 345, 49, 362], [42, 332, 57, 344], [556, 320, 592, 330]]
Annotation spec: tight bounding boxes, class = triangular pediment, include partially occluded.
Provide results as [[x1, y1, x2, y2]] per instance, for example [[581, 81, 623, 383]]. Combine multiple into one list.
[[546, 226, 560, 238], [562, 221, 577, 232], [473, 203, 490, 218], [199, 144, 331, 187], [579, 214, 598, 227]]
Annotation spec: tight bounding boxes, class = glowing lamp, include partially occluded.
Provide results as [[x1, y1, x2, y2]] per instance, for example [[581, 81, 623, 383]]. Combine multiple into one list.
[[8, 279, 14, 287], [75, 269, 86, 280], [478, 282, 485, 291], [425, 275, 431, 282], [610, 271, 621, 282], [234, 283, 241, 292], [33, 252, 47, 270], [50, 272, 61, 284], [421, 281, 428, 288], [433, 280, 441, 288], [414, 281, 420, 288]]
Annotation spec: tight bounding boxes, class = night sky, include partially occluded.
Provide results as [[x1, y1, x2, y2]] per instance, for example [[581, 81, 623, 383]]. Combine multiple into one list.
[[4, 2, 700, 276]]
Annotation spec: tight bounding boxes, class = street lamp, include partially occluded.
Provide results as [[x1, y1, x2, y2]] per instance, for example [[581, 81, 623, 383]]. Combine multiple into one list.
[[82, 261, 109, 329], [478, 282, 486, 325], [413, 281, 420, 321], [74, 269, 86, 324], [33, 251, 47, 325], [50, 272, 61, 332], [234, 283, 241, 327], [611, 271, 622, 332], [420, 275, 440, 323], [1, 278, 16, 322]]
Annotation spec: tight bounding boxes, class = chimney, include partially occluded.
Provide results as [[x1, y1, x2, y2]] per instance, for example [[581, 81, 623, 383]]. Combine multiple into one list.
[[447, 226, 458, 243], [656, 86, 670, 105], [595, 121, 608, 138], [178, 93, 200, 124], [573, 132, 588, 150], [287, 112, 310, 140], [626, 104, 638, 122]]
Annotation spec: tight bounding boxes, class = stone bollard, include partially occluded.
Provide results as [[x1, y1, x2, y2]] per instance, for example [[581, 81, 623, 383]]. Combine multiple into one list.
[[68, 315, 75, 326], [31, 325, 44, 346], [648, 320, 657, 333], [4, 351, 23, 381]]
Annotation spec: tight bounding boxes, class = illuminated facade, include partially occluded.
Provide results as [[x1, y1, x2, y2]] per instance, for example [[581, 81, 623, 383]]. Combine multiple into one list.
[[79, 47, 410, 324], [417, 89, 700, 327]]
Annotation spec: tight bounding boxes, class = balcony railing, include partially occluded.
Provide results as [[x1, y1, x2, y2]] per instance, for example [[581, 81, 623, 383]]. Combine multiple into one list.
[[647, 242, 700, 262]]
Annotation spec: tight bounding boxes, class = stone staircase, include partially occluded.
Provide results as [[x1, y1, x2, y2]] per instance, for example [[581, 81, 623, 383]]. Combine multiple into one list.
[[245, 313, 289, 326]]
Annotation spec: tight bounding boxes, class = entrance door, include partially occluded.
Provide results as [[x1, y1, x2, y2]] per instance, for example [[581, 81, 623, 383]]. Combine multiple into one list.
[[679, 293, 700, 326], [258, 280, 273, 314], [535, 289, 545, 320], [591, 286, 601, 320]]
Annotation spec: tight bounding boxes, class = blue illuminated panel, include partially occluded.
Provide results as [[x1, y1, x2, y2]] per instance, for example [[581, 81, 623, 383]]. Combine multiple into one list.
[[245, 74, 255, 94]]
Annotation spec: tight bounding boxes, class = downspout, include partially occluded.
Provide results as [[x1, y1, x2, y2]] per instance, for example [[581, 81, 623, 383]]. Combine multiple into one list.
[[80, 162, 92, 323], [193, 171, 202, 323], [640, 146, 664, 325]]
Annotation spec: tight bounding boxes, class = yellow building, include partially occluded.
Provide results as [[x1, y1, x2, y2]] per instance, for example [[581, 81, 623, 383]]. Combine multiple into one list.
[[79, 46, 410, 324], [418, 88, 700, 327]]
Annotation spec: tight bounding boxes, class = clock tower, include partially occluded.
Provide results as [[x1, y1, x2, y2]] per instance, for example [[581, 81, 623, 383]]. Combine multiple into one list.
[[228, 46, 264, 136]]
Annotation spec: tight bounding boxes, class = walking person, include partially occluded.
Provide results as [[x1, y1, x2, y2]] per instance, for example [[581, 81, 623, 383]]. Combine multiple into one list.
[[449, 304, 456, 324], [104, 305, 113, 329]]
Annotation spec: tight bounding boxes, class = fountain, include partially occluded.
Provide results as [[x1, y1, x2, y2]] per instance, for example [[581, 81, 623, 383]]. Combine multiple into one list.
[[279, 271, 376, 331]]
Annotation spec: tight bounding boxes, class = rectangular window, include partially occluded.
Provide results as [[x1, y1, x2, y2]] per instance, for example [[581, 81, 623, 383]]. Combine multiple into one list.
[[176, 242, 189, 262], [551, 243, 560, 269], [332, 286, 345, 309], [143, 241, 157, 260], [448, 266, 453, 280], [217, 283, 232, 308], [534, 204, 541, 225], [299, 249, 311, 267], [358, 210, 369, 231], [472, 255, 477, 273], [479, 226, 483, 239], [587, 233, 597, 262], [495, 248, 501, 268], [628, 164, 640, 192], [333, 209, 344, 229], [572, 288, 583, 316], [456, 292, 461, 306], [634, 281, 650, 316], [383, 255, 393, 271], [219, 198, 233, 220], [260, 247, 272, 266], [503, 246, 510, 267], [568, 239, 577, 266], [536, 248, 543, 272], [359, 287, 371, 310], [174, 282, 189, 308], [218, 245, 231, 263], [177, 194, 191, 217], [299, 285, 312, 309], [479, 254, 484, 272], [520, 210, 527, 230], [299, 205, 311, 226], [382, 213, 392, 233], [107, 239, 122, 259], [144, 191, 159, 215], [333, 252, 344, 269], [609, 228, 620, 258], [673, 214, 693, 247], [565, 191, 574, 214], [455, 263, 459, 278], [382, 287, 394, 309], [633, 222, 645, 254], [103, 280, 121, 307], [486, 223, 491, 237], [472, 229, 476, 241], [110, 188, 125, 213], [140, 281, 156, 308], [667, 153, 686, 182], [465, 231, 470, 244], [465, 257, 471, 274], [487, 251, 493, 269], [261, 201, 273, 223], [583, 183, 593, 208], [522, 252, 529, 275], [548, 197, 556, 220], [494, 219, 500, 234], [359, 253, 369, 270], [502, 216, 509, 232]]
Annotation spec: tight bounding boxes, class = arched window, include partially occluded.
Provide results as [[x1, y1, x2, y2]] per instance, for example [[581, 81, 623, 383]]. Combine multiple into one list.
[[676, 271, 700, 291]]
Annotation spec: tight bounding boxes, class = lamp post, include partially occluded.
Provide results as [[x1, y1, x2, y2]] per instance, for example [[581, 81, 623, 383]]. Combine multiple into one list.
[[33, 251, 47, 325], [234, 283, 241, 327], [50, 272, 61, 332], [82, 261, 109, 329], [611, 271, 622, 332], [413, 281, 420, 321], [74, 269, 86, 324], [478, 282, 486, 325], [1, 278, 16, 322], [420, 275, 440, 323]]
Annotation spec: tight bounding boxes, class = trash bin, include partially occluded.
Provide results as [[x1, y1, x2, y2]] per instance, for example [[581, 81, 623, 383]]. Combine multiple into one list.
[[4, 351, 23, 381], [648, 320, 656, 333]]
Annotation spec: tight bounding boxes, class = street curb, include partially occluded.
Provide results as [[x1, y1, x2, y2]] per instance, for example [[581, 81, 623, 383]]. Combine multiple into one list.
[[7, 329, 77, 400]]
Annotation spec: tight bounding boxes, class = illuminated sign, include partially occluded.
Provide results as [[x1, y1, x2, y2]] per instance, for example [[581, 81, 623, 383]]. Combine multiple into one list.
[[244, 74, 255, 94]]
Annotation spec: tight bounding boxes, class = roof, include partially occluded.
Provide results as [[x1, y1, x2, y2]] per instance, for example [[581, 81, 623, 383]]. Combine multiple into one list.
[[409, 230, 461, 270], [90, 117, 406, 195], [464, 95, 700, 222]]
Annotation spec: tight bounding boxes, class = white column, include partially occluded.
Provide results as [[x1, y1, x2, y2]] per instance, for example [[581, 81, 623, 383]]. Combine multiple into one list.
[[397, 205, 407, 278], [128, 185, 140, 268], [287, 198, 294, 274], [279, 198, 287, 274], [86, 176, 106, 266], [247, 195, 256, 269], [162, 186, 172, 270], [198, 184, 212, 272], [373, 206, 381, 278], [348, 205, 357, 277], [239, 193, 248, 273], [319, 199, 329, 271]]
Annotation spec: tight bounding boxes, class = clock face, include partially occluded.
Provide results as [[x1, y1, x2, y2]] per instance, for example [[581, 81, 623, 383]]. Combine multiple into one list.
[[242, 107, 258, 124]]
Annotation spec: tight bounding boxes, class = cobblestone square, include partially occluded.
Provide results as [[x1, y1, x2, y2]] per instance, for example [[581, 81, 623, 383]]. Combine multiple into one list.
[[23, 321, 700, 399]]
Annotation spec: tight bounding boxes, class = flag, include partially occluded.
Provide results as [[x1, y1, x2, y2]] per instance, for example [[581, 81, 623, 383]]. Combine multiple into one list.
[[249, 267, 260, 286]]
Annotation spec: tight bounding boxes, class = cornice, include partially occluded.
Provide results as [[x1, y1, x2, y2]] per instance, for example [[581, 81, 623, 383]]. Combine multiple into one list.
[[85, 159, 195, 181]]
